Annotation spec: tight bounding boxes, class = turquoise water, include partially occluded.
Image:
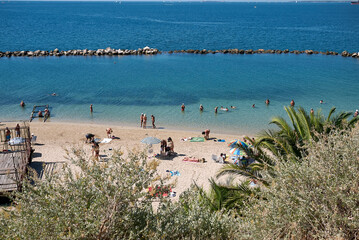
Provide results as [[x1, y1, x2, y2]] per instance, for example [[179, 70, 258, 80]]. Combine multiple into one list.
[[1, 54, 358, 135], [0, 2, 358, 135]]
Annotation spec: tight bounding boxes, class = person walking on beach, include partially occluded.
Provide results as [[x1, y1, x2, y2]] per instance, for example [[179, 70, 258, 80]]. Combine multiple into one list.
[[199, 104, 204, 111], [90, 104, 93, 113], [181, 103, 185, 112], [140, 113, 144, 127], [265, 99, 270, 105], [290, 100, 295, 107], [215, 106, 218, 114], [15, 124, 21, 137], [151, 115, 156, 129], [143, 114, 147, 129]]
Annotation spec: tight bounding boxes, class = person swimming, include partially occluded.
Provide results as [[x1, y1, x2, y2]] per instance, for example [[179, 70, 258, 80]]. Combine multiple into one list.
[[199, 104, 204, 111], [252, 104, 255, 108], [320, 100, 324, 104], [220, 106, 228, 111], [290, 99, 295, 107], [20, 100, 25, 107], [230, 106, 236, 109], [265, 99, 270, 105]]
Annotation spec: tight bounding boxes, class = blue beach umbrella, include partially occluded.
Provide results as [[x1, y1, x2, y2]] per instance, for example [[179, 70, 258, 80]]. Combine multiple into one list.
[[141, 137, 161, 145]]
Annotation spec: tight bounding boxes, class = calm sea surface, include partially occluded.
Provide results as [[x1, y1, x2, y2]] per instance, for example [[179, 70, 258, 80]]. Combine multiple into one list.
[[0, 2, 358, 135]]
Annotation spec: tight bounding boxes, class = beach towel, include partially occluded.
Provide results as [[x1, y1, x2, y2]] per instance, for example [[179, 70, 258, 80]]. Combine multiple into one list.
[[190, 137, 205, 142], [100, 138, 112, 144]]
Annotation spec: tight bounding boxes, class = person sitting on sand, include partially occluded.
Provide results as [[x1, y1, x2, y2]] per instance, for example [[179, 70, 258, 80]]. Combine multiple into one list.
[[85, 133, 95, 143], [143, 114, 147, 129], [181, 103, 185, 112], [160, 139, 167, 155], [20, 100, 25, 107], [15, 124, 20, 137], [167, 137, 174, 154], [106, 128, 113, 138], [38, 110, 43, 117], [290, 99, 295, 107], [265, 99, 270, 105], [199, 104, 204, 111]]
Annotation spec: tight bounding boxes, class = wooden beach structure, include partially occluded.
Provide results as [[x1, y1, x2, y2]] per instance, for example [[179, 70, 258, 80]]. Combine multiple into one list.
[[0, 122, 32, 195], [30, 104, 50, 122]]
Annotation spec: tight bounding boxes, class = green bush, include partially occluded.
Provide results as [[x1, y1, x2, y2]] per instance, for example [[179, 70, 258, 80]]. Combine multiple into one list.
[[0, 149, 238, 240], [238, 129, 359, 239]]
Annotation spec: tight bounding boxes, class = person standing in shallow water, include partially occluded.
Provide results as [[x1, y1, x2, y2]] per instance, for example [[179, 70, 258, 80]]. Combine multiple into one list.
[[140, 113, 144, 128], [90, 104, 93, 113], [151, 115, 156, 129], [265, 99, 270, 105], [143, 114, 147, 129], [215, 106, 218, 114], [199, 104, 204, 111], [290, 100, 295, 107], [181, 103, 185, 112], [20, 101, 25, 107]]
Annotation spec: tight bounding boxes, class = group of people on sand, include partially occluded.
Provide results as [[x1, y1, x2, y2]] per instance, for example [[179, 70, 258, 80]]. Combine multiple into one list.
[[140, 113, 156, 129], [160, 137, 174, 156]]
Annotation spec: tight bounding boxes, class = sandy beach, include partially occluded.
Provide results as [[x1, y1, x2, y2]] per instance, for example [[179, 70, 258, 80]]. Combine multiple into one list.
[[2, 121, 247, 197]]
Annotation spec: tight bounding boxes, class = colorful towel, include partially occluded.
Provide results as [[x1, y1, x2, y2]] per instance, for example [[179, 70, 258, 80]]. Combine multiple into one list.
[[101, 138, 112, 144], [190, 137, 205, 142], [182, 157, 200, 162]]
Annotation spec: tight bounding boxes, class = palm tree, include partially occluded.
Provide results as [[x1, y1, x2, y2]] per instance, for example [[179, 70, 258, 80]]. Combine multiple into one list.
[[214, 106, 358, 206]]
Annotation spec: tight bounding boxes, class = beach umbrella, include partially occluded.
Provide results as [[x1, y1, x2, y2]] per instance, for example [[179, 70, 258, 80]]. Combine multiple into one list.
[[228, 140, 248, 149], [229, 147, 246, 156], [141, 137, 161, 145]]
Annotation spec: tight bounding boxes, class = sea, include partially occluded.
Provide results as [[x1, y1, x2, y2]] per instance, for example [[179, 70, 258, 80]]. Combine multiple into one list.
[[0, 1, 358, 135]]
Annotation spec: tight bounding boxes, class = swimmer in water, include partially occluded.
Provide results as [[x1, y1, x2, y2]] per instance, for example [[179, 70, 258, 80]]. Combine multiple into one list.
[[20, 100, 25, 107], [354, 110, 358, 117], [252, 104, 255, 108], [51, 93, 57, 96], [214, 106, 218, 114], [90, 104, 93, 113], [290, 100, 295, 107], [199, 104, 204, 111], [265, 99, 270, 105], [230, 106, 236, 109], [310, 108, 314, 115], [320, 100, 324, 104], [181, 103, 185, 112]]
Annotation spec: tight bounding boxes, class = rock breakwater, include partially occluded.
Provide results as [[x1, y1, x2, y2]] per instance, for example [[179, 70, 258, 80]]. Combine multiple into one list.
[[0, 46, 358, 58]]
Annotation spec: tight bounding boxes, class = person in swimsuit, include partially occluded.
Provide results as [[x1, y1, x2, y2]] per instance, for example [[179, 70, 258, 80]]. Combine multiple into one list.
[[90, 104, 93, 113], [310, 108, 314, 115], [290, 100, 295, 107], [354, 110, 358, 117], [15, 124, 20, 137], [5, 127, 11, 142], [214, 106, 218, 114], [85, 133, 95, 143], [231, 106, 236, 109], [181, 103, 185, 112], [252, 104, 255, 108], [160, 139, 167, 155], [265, 99, 270, 105], [204, 129, 210, 140], [143, 114, 147, 129], [167, 137, 174, 153], [140, 113, 144, 127], [151, 115, 156, 129], [199, 104, 204, 111], [92, 142, 100, 160], [106, 128, 113, 138], [20, 101, 25, 107], [38, 110, 43, 117]]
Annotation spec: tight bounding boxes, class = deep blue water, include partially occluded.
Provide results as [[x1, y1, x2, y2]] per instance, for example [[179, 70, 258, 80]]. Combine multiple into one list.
[[1, 2, 358, 52], [0, 2, 358, 135]]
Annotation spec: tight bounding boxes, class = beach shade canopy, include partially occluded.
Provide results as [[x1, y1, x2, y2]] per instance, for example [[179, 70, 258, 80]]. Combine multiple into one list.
[[228, 140, 248, 149], [229, 147, 246, 156], [141, 137, 161, 145]]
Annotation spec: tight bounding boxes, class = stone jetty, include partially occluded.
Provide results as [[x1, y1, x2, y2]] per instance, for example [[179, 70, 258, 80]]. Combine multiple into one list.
[[0, 46, 358, 58]]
